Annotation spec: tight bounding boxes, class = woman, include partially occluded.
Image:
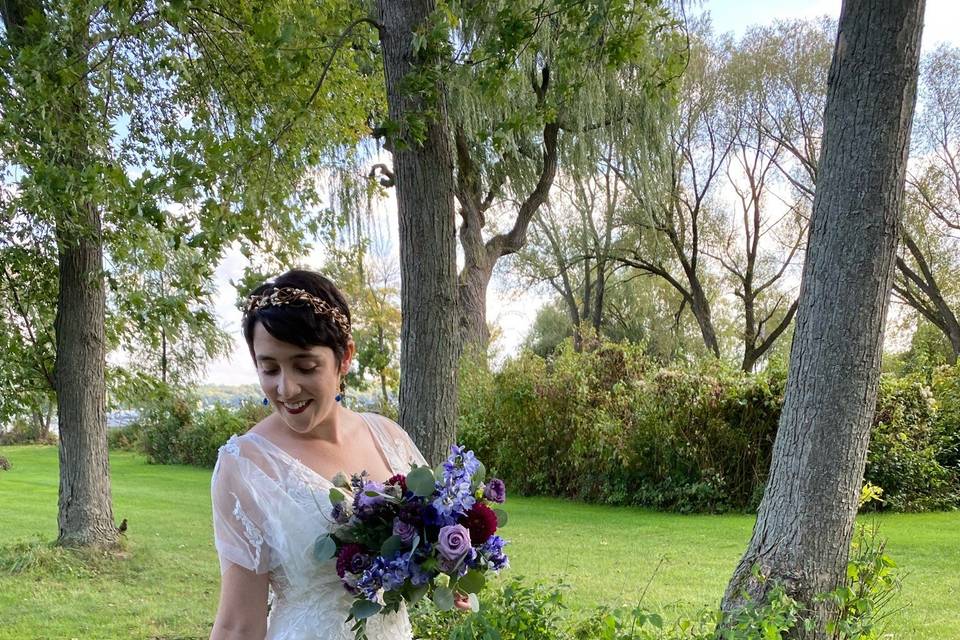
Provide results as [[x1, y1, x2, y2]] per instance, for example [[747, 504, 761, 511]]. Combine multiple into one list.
[[209, 269, 428, 639]]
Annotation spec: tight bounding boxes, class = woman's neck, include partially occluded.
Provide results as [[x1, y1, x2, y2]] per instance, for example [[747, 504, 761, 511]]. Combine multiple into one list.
[[284, 405, 353, 445]]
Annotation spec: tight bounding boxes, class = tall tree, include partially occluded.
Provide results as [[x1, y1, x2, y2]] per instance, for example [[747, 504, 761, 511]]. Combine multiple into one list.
[[735, 18, 834, 202], [444, 0, 684, 353], [375, 0, 460, 464], [2, 0, 117, 546], [321, 239, 402, 413], [713, 60, 808, 372], [721, 4, 925, 639], [108, 233, 232, 390], [894, 45, 960, 363], [1, 0, 379, 545], [518, 159, 624, 351], [614, 28, 732, 358]]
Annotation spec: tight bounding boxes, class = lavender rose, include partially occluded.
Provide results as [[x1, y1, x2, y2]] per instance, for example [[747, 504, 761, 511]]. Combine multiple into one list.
[[355, 480, 387, 510], [393, 517, 418, 544], [437, 524, 472, 563], [483, 478, 506, 503]]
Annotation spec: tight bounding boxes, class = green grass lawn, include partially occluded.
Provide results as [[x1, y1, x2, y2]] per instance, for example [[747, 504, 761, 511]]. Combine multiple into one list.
[[1, 444, 958, 639]]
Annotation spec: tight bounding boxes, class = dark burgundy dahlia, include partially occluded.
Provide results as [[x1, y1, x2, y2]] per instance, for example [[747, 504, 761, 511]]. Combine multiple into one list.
[[386, 473, 408, 493], [336, 543, 372, 578], [459, 502, 498, 545]]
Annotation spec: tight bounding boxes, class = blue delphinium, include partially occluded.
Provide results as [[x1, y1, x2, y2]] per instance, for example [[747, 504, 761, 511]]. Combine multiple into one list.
[[380, 552, 411, 592], [432, 445, 479, 522], [479, 535, 509, 571]]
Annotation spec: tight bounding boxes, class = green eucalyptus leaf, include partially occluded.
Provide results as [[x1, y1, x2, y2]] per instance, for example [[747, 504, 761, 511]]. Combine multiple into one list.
[[406, 466, 437, 497], [350, 599, 383, 620], [457, 569, 486, 594], [381, 535, 403, 557], [407, 583, 429, 606], [493, 509, 508, 527], [472, 461, 486, 486], [432, 586, 455, 611], [313, 535, 337, 562]]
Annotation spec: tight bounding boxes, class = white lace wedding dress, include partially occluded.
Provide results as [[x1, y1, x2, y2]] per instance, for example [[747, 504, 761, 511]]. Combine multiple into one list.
[[211, 412, 427, 639]]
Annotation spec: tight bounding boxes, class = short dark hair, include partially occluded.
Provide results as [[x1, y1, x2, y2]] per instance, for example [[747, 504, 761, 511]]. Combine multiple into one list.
[[242, 269, 352, 366]]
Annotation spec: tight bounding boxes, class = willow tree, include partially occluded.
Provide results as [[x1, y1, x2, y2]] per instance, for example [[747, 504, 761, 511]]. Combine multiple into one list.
[[444, 0, 686, 354], [366, 0, 684, 459], [721, 3, 924, 637], [895, 45, 960, 363], [613, 26, 731, 359], [0, 0, 379, 546]]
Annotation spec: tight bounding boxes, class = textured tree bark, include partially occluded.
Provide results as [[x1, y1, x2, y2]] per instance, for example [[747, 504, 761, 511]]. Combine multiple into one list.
[[721, 2, 924, 636], [2, 0, 118, 547], [377, 1, 460, 465], [55, 203, 117, 547], [458, 259, 494, 351]]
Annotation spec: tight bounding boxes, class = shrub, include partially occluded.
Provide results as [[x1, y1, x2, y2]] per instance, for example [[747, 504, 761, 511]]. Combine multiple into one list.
[[931, 365, 960, 472], [127, 394, 268, 467], [865, 374, 959, 511], [138, 393, 197, 465], [107, 423, 143, 451], [460, 340, 959, 513], [0, 416, 56, 445], [0, 455, 10, 471], [411, 578, 568, 640], [460, 341, 782, 512], [176, 404, 249, 468], [410, 534, 901, 640]]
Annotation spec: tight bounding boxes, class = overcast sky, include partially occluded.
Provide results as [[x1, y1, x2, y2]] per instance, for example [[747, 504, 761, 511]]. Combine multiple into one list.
[[201, 0, 960, 386]]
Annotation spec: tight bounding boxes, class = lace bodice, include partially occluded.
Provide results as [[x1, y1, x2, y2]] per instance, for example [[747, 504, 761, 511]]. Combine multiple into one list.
[[211, 413, 427, 640]]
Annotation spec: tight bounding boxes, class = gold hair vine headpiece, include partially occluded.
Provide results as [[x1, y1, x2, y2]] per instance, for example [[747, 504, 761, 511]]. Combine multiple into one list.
[[245, 287, 351, 337]]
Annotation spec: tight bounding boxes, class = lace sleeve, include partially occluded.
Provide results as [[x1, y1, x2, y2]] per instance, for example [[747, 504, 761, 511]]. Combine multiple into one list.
[[369, 414, 429, 471], [211, 438, 272, 575]]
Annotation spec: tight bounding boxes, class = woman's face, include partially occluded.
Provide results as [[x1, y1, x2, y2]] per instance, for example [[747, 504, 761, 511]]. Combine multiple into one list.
[[252, 322, 354, 434]]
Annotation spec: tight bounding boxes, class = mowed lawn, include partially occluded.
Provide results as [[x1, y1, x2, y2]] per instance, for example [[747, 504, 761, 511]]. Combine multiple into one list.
[[1, 445, 958, 639]]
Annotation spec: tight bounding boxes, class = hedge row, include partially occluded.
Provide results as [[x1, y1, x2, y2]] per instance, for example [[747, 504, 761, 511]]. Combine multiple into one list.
[[109, 396, 270, 468], [458, 342, 960, 512]]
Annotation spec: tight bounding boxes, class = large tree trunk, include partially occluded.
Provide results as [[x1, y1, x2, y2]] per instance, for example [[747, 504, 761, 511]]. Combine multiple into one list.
[[377, 1, 460, 465], [55, 205, 117, 547], [721, 2, 924, 636], [456, 119, 559, 356], [3, 0, 117, 547]]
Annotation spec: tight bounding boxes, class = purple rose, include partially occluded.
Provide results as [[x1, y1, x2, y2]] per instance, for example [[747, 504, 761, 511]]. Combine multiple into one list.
[[483, 478, 506, 503], [437, 524, 471, 563], [393, 517, 418, 545], [354, 480, 389, 518]]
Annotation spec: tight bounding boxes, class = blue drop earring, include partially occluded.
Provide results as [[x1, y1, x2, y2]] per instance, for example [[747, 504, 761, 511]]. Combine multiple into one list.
[[262, 397, 269, 406], [335, 393, 342, 403]]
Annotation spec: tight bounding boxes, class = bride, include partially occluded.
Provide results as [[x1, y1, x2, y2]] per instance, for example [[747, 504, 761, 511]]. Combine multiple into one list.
[[209, 269, 462, 639]]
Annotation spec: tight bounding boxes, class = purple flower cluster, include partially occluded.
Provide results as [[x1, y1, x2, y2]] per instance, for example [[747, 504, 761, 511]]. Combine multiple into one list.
[[356, 552, 410, 600], [432, 445, 480, 523], [321, 444, 509, 636], [480, 535, 509, 570]]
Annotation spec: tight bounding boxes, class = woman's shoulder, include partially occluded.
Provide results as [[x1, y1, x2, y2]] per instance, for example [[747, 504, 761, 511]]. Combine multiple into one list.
[[214, 416, 282, 478], [361, 411, 409, 440], [360, 411, 426, 468]]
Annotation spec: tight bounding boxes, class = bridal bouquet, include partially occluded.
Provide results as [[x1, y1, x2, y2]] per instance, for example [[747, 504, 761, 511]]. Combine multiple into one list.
[[314, 444, 509, 638]]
